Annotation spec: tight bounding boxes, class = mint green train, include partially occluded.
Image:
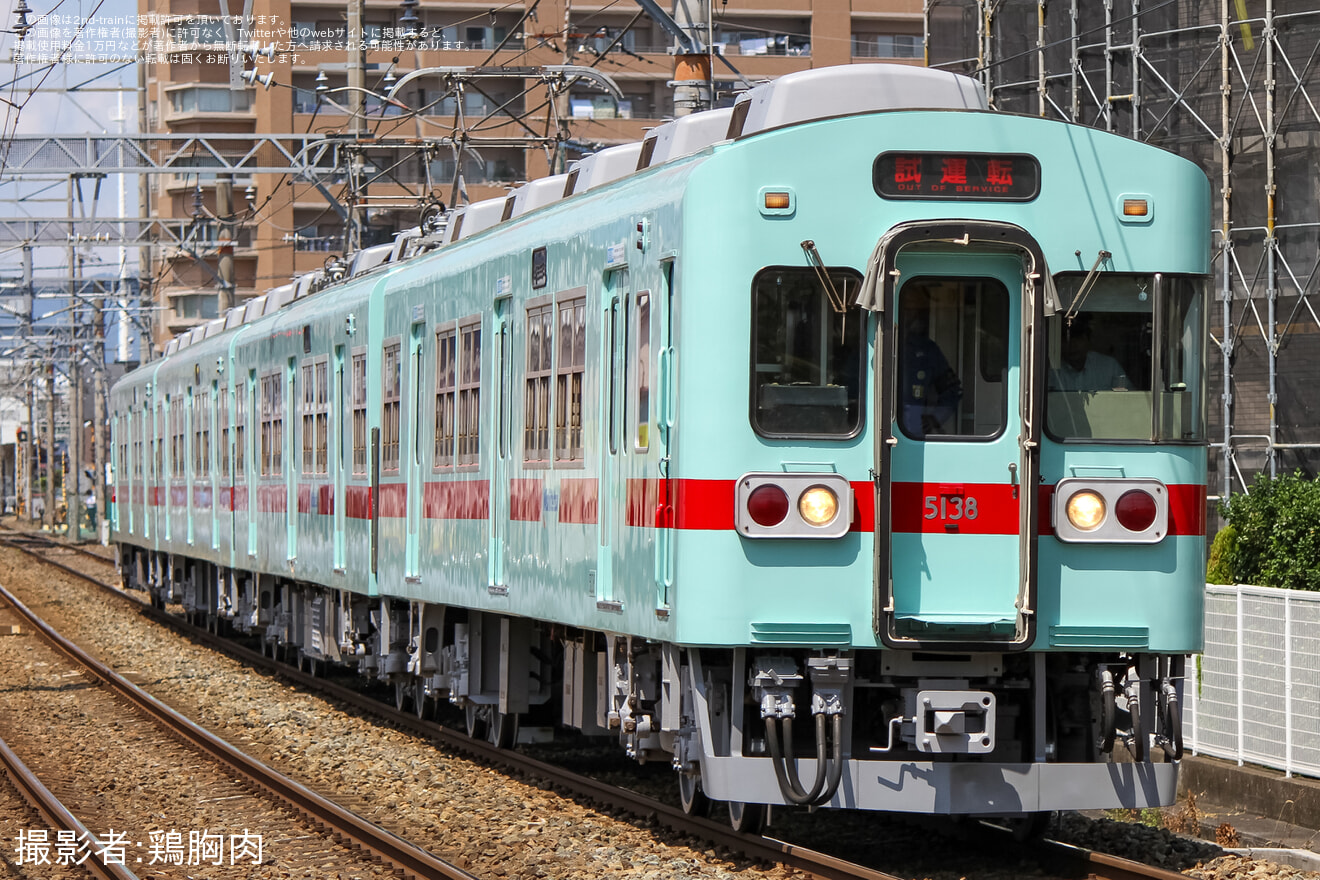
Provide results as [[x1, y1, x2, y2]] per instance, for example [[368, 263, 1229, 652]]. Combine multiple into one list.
[[110, 64, 1210, 831]]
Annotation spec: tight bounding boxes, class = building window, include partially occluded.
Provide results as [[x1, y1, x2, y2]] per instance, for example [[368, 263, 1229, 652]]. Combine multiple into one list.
[[554, 295, 586, 462], [167, 86, 254, 115], [524, 302, 553, 463], [351, 351, 367, 475], [458, 318, 481, 467], [853, 33, 924, 59], [382, 340, 402, 472], [434, 327, 456, 468]]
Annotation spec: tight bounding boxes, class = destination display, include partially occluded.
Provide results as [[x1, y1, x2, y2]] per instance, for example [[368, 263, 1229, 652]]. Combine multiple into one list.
[[874, 152, 1041, 201]]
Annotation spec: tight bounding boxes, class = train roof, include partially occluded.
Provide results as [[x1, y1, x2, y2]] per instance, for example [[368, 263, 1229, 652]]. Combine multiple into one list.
[[566, 142, 645, 195], [149, 63, 990, 361]]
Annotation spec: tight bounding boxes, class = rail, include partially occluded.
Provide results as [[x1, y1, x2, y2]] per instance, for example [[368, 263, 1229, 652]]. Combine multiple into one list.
[[0, 575, 478, 880], [0, 735, 140, 880]]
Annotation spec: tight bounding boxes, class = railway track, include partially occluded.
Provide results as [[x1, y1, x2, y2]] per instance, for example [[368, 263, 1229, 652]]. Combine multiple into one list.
[[0, 733, 139, 880], [0, 523, 1214, 880], [0, 573, 477, 880]]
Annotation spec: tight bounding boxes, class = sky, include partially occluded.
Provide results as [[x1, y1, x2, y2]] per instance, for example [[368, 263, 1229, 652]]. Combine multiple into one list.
[[2, 0, 138, 281], [0, 0, 140, 446]]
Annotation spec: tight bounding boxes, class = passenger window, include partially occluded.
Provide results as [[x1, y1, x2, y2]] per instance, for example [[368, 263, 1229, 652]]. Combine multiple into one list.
[[382, 340, 401, 472], [896, 277, 1009, 440], [555, 295, 587, 462], [751, 267, 864, 437], [1046, 274, 1206, 442], [457, 319, 481, 467]]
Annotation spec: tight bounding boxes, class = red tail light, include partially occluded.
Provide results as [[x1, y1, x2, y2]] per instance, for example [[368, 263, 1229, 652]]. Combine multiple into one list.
[[747, 484, 789, 527], [1115, 490, 1158, 532]]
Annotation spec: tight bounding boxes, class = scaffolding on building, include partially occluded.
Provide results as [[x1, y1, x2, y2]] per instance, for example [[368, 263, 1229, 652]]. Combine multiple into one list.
[[927, 0, 1320, 507]]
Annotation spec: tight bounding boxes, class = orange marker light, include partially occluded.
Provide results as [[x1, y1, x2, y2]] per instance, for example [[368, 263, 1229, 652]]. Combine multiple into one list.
[[1122, 199, 1149, 217], [764, 192, 791, 210]]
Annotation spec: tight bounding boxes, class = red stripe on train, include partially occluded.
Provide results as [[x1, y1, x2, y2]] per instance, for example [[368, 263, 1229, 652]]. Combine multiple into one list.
[[559, 478, 598, 524], [510, 479, 542, 522], [424, 480, 490, 519], [346, 485, 372, 519], [622, 479, 1205, 536], [256, 485, 286, 513], [131, 477, 1206, 538], [378, 483, 407, 518]]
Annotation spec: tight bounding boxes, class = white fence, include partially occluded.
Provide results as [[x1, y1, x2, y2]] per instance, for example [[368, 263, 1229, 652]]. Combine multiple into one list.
[[1186, 583, 1320, 778]]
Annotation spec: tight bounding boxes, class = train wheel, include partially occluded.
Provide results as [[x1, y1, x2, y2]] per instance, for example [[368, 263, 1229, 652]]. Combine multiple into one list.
[[465, 703, 488, 740], [393, 680, 413, 713], [727, 801, 765, 835], [489, 710, 517, 749], [678, 770, 709, 816], [414, 682, 431, 720]]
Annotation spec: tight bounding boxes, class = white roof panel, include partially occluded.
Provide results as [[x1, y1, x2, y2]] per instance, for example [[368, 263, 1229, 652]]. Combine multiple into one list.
[[640, 108, 734, 168], [733, 64, 986, 138]]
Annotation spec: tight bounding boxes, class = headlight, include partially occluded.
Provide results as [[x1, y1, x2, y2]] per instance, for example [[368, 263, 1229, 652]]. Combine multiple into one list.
[[736, 473, 853, 539], [798, 486, 839, 526], [1065, 490, 1106, 531]]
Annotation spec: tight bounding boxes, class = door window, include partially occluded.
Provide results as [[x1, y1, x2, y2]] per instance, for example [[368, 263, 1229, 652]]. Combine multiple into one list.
[[896, 277, 1009, 440]]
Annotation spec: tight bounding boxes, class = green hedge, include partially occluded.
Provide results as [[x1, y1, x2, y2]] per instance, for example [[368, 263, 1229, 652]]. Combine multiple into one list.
[[1212, 472, 1320, 591]]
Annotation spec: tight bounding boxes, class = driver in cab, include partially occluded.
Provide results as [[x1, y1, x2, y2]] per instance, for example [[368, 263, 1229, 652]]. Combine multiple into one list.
[[1050, 313, 1129, 392]]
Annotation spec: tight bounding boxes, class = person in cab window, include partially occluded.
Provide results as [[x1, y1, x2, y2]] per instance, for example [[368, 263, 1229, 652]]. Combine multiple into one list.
[[899, 301, 962, 438], [1050, 313, 1130, 392]]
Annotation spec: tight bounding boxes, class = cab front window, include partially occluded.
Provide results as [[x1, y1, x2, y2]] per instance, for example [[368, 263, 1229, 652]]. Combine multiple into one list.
[[751, 267, 865, 437], [1046, 273, 1206, 442]]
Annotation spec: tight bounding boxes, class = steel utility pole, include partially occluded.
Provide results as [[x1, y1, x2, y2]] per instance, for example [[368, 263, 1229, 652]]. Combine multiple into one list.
[[67, 174, 83, 539], [217, 174, 235, 314], [69, 358, 83, 539], [346, 0, 367, 254], [633, 0, 713, 115], [21, 245, 34, 519], [44, 365, 55, 531]]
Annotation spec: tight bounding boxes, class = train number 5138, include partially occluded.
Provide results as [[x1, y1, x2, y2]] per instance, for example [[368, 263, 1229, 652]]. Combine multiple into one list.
[[923, 495, 979, 521]]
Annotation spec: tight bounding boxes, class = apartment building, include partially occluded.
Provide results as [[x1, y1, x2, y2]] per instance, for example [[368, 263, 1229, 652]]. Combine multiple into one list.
[[141, 0, 924, 339]]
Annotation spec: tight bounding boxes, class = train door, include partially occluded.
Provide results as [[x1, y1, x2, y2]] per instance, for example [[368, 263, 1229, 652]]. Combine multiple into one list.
[[285, 358, 297, 563], [333, 345, 346, 571], [405, 323, 424, 580], [873, 238, 1045, 650], [487, 296, 512, 590], [654, 263, 676, 611], [140, 406, 149, 540], [596, 270, 626, 607], [246, 370, 258, 558], [211, 381, 220, 550], [186, 387, 195, 546]]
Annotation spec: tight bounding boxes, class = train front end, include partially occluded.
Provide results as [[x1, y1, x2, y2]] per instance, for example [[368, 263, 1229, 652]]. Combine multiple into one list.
[[667, 67, 1210, 822]]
